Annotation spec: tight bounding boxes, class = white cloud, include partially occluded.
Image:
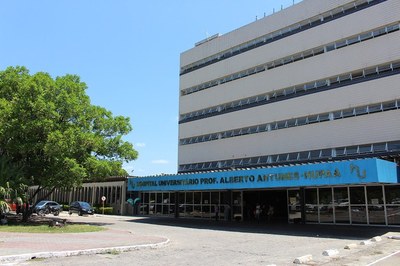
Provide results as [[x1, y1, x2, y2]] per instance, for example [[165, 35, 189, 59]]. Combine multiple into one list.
[[135, 142, 146, 148], [151, 159, 169, 165]]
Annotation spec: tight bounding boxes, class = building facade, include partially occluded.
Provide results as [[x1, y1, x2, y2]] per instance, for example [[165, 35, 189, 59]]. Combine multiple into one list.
[[132, 0, 400, 226], [29, 177, 128, 215], [178, 0, 400, 172]]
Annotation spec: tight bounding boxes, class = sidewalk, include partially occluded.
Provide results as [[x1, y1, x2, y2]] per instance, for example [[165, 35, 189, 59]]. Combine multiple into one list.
[[0, 213, 169, 264]]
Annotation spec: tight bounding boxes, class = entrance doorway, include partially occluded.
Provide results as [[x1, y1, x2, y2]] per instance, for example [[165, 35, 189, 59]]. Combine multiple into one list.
[[243, 190, 288, 222]]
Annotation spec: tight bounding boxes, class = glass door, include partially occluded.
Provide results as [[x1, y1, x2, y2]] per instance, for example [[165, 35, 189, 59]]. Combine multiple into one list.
[[288, 189, 302, 223]]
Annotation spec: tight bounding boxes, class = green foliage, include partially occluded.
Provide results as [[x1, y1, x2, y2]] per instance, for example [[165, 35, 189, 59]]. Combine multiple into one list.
[[0, 182, 12, 214], [95, 207, 114, 215], [0, 66, 138, 195], [0, 224, 105, 233]]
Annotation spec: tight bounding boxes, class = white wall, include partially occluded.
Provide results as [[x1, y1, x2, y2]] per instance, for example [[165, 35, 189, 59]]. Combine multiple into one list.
[[178, 110, 400, 165], [178, 0, 400, 167]]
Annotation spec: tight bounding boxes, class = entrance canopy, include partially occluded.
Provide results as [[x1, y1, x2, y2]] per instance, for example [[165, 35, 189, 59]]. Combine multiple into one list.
[[128, 158, 399, 192]]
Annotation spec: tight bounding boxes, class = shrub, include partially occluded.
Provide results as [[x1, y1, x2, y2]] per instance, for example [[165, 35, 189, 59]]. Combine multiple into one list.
[[96, 207, 113, 215]]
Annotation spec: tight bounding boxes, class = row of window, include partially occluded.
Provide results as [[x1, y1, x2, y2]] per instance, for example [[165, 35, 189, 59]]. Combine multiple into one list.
[[179, 60, 400, 124], [179, 99, 400, 146], [181, 22, 399, 96], [304, 186, 400, 225], [178, 141, 400, 172], [180, 0, 387, 75]]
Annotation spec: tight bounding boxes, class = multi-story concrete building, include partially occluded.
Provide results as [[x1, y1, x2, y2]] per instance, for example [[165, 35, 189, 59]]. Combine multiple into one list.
[[128, 0, 400, 226], [178, 0, 400, 172]]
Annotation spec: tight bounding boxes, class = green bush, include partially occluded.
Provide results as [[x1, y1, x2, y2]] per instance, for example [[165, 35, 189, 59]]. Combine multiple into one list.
[[62, 205, 69, 211], [95, 207, 113, 215]]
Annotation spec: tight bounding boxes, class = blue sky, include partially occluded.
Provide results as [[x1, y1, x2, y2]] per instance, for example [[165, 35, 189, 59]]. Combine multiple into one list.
[[0, 0, 301, 177]]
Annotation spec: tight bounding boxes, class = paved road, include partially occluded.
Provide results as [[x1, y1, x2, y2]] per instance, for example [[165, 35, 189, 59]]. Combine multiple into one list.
[[2, 213, 400, 265]]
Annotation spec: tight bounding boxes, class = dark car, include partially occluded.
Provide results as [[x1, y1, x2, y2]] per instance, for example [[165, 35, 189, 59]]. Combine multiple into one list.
[[33, 200, 62, 216], [69, 201, 94, 216]]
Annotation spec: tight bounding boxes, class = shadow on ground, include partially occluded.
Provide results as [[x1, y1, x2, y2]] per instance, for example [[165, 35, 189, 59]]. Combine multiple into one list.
[[127, 216, 400, 240], [4, 213, 114, 227]]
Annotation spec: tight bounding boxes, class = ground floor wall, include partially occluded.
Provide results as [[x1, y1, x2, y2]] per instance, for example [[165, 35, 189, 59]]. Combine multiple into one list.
[[28, 180, 127, 215], [136, 184, 400, 226]]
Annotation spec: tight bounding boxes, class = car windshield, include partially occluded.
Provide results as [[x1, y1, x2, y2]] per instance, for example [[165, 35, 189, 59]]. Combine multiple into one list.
[[80, 202, 91, 208], [36, 201, 47, 207]]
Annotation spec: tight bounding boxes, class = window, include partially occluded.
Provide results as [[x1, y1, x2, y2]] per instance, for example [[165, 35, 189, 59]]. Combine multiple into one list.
[[318, 113, 330, 122], [378, 64, 392, 73], [284, 87, 295, 96], [338, 74, 351, 83], [346, 146, 358, 155], [355, 106, 368, 115], [335, 39, 347, 49], [386, 24, 400, 33], [347, 36, 359, 45], [276, 121, 287, 129], [308, 115, 319, 124], [292, 53, 303, 62], [359, 32, 373, 41], [288, 153, 299, 161], [364, 67, 377, 77], [296, 117, 307, 126], [373, 143, 387, 152], [313, 46, 324, 56], [287, 119, 296, 127], [321, 149, 332, 157], [382, 101, 397, 111], [303, 50, 313, 59], [342, 109, 355, 118], [368, 103, 382, 113], [295, 85, 306, 95], [329, 76, 339, 85], [393, 62, 400, 70], [336, 148, 345, 156], [309, 150, 321, 159], [351, 71, 363, 80], [333, 111, 342, 119], [304, 82, 315, 90], [373, 28, 386, 38], [316, 80, 327, 88], [298, 152, 309, 160], [359, 145, 372, 153], [325, 44, 335, 52], [388, 142, 400, 151]]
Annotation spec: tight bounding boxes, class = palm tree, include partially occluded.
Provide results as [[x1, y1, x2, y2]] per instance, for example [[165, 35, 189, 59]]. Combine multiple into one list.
[[0, 183, 11, 215], [0, 156, 26, 216]]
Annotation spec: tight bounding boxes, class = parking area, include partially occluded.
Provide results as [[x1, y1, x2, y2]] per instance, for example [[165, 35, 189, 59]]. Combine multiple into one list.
[[1, 213, 400, 265]]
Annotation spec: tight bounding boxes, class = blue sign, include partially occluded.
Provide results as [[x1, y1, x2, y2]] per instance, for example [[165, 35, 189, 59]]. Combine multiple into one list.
[[127, 158, 398, 192]]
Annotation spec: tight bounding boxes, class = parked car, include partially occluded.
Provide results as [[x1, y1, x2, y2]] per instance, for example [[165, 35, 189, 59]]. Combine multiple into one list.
[[33, 200, 62, 216], [69, 201, 94, 216]]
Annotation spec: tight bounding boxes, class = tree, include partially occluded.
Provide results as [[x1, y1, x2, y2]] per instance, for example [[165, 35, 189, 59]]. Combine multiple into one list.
[[0, 66, 138, 202]]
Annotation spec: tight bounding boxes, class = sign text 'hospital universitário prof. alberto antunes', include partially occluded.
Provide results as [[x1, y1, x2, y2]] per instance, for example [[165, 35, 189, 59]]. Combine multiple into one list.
[[127, 158, 400, 192], [134, 168, 343, 189]]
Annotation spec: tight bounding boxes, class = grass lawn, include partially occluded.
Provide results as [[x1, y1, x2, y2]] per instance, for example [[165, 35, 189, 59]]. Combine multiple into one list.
[[0, 224, 105, 233]]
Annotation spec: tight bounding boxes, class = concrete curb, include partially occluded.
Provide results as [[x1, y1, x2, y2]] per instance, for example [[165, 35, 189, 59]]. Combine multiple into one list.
[[322, 249, 339, 257], [293, 254, 313, 264], [0, 238, 170, 264]]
